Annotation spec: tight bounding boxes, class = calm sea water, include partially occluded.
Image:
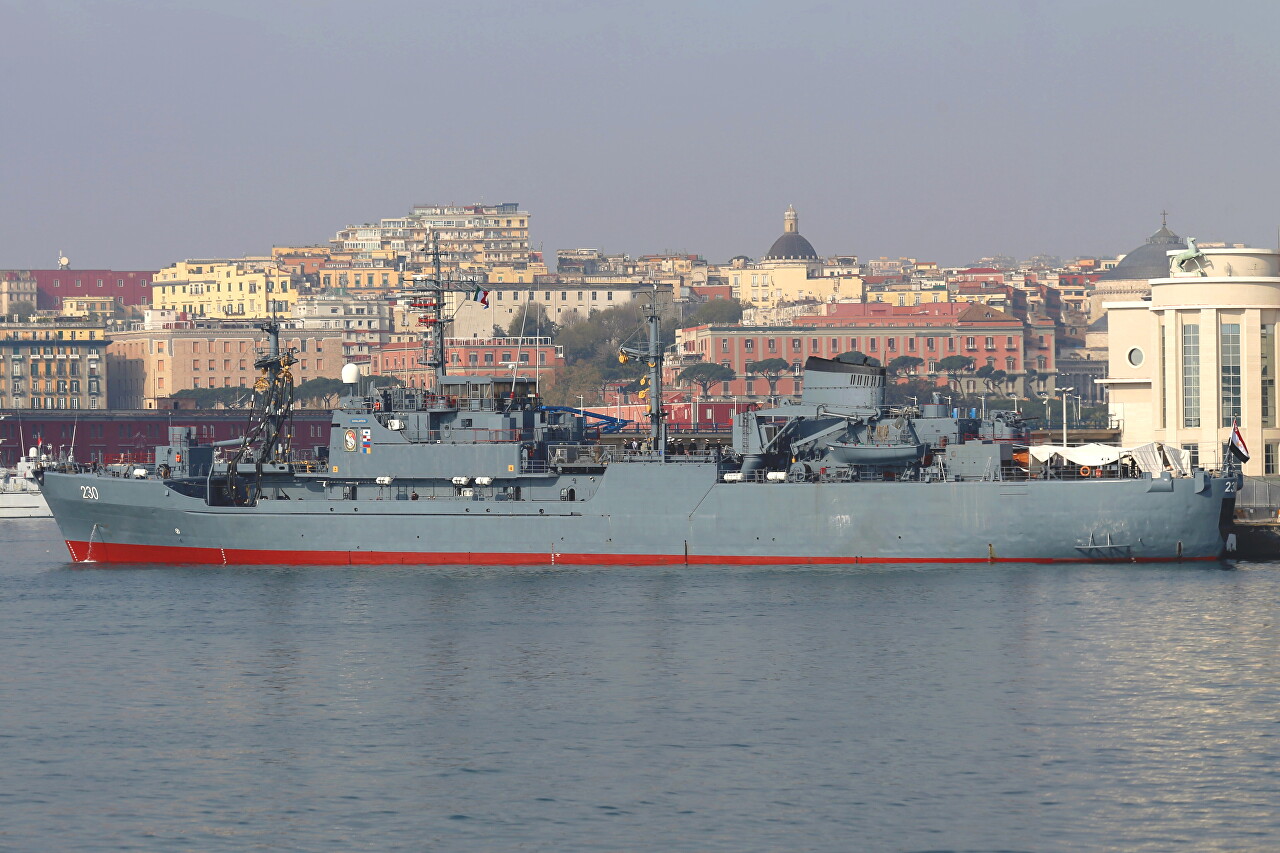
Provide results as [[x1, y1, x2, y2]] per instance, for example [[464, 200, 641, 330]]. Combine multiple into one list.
[[1, 519, 1276, 853]]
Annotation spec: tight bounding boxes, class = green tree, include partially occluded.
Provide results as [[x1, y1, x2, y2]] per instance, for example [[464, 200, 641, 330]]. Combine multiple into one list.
[[678, 362, 736, 397], [682, 298, 745, 328], [10, 301, 35, 322], [294, 377, 345, 407], [937, 355, 975, 390], [506, 301, 557, 338], [748, 357, 792, 402], [171, 387, 251, 409], [887, 355, 924, 378]]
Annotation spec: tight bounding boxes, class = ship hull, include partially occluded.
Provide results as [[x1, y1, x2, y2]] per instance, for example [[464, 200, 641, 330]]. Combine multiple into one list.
[[43, 465, 1232, 566]]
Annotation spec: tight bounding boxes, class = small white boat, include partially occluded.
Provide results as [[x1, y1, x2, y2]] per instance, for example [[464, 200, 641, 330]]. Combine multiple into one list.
[[0, 460, 51, 518]]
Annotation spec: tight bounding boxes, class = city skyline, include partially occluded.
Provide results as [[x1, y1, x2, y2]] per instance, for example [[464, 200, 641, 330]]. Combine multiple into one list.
[[6, 0, 1280, 270]]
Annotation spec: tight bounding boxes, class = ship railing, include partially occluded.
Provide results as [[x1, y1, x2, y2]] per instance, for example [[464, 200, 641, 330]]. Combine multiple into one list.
[[104, 451, 155, 465], [1002, 460, 1142, 481]]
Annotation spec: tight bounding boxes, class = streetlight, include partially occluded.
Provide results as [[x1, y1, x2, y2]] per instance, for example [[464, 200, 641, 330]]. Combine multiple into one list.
[[1058, 387, 1075, 446]]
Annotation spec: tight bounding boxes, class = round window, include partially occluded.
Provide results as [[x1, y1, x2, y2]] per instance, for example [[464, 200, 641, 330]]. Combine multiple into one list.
[[1127, 347, 1144, 367]]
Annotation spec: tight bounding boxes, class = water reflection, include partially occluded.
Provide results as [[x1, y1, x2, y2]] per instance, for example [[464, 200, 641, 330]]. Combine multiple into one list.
[[2, 523, 1276, 851]]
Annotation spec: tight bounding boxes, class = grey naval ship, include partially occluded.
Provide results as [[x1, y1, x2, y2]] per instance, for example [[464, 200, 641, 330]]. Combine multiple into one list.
[[41, 295, 1235, 566]]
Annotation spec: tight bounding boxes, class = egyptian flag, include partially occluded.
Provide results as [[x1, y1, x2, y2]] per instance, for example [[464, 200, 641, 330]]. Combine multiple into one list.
[[1230, 421, 1250, 463]]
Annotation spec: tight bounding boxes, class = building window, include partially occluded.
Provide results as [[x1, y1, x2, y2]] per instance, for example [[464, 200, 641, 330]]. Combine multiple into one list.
[[1263, 325, 1275, 428], [1266, 442, 1280, 475], [1221, 322, 1241, 427], [1182, 324, 1200, 428], [792, 339, 802, 352], [1182, 443, 1199, 469], [767, 339, 776, 352], [744, 340, 754, 352]]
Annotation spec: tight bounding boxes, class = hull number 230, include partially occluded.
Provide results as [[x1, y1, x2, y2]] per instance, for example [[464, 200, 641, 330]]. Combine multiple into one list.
[[80, 485, 100, 500]]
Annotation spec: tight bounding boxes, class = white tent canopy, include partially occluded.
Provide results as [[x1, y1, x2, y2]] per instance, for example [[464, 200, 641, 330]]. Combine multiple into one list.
[[1028, 442, 1188, 476]]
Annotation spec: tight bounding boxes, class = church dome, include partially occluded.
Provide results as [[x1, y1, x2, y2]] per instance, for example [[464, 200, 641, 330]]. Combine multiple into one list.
[[764, 205, 819, 261], [1097, 219, 1186, 281]]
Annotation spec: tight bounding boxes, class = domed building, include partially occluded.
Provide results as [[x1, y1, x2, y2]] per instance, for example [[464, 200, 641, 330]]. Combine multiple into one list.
[[713, 206, 864, 323], [1088, 218, 1187, 318], [763, 205, 820, 264]]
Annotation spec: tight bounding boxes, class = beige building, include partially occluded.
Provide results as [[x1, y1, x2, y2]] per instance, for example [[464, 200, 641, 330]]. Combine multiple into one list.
[[405, 281, 653, 339], [0, 322, 108, 409], [1101, 243, 1280, 474], [152, 259, 299, 319], [107, 320, 346, 409]]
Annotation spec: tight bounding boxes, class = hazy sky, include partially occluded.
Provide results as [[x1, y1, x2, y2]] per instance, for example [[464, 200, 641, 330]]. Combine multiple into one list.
[[5, 0, 1280, 270]]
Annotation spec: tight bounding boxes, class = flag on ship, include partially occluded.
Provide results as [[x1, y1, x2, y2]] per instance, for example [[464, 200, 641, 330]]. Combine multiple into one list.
[[1229, 421, 1250, 463], [471, 284, 490, 308]]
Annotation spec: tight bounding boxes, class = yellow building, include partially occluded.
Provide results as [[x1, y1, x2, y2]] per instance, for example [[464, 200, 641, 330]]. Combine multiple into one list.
[[60, 296, 121, 322], [152, 259, 298, 319]]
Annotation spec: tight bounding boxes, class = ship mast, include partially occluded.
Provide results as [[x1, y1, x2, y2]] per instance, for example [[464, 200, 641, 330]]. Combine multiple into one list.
[[224, 319, 296, 503], [400, 230, 483, 394], [618, 284, 668, 454]]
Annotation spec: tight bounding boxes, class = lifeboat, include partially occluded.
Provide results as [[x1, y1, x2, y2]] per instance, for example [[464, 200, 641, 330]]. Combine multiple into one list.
[[826, 441, 926, 465]]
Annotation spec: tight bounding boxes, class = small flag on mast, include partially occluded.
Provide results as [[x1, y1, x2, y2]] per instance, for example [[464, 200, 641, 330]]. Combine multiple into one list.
[[1230, 421, 1250, 463]]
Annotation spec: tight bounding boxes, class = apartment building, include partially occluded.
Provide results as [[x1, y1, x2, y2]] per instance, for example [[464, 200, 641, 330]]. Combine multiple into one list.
[[151, 259, 298, 319], [0, 322, 108, 410], [107, 321, 346, 408], [331, 202, 531, 272]]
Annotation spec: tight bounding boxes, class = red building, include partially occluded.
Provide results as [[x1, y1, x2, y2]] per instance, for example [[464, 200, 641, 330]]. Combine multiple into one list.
[[22, 269, 158, 311], [674, 302, 1057, 399]]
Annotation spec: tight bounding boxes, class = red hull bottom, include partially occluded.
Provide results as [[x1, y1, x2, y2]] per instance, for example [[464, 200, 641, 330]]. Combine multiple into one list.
[[64, 540, 1216, 567]]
